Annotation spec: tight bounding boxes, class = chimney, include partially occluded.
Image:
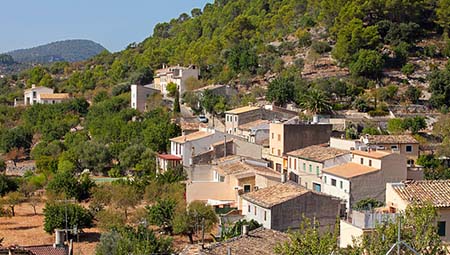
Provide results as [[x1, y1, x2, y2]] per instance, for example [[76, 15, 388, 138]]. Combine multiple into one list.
[[54, 229, 64, 248], [281, 173, 286, 183], [242, 225, 249, 236], [31, 84, 36, 89], [227, 247, 232, 255]]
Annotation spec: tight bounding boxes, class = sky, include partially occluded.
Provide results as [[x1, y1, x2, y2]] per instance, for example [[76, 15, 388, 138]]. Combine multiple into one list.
[[0, 0, 212, 53]]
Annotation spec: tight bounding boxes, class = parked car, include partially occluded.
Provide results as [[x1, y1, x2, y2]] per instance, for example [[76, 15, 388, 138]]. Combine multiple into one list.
[[198, 115, 208, 123]]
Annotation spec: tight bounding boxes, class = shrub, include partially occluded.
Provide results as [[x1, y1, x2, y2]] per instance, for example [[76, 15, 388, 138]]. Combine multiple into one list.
[[43, 202, 93, 234], [401, 63, 415, 76], [311, 41, 331, 54]]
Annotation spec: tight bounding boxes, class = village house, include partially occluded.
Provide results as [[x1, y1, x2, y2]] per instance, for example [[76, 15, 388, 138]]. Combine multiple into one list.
[[286, 145, 351, 191], [130, 84, 159, 112], [360, 135, 420, 166], [153, 65, 199, 96], [322, 150, 406, 213], [386, 180, 450, 242], [236, 119, 270, 145], [268, 118, 332, 172], [241, 182, 340, 232], [22, 85, 71, 105], [181, 227, 288, 255], [185, 156, 281, 207], [224, 105, 296, 137]]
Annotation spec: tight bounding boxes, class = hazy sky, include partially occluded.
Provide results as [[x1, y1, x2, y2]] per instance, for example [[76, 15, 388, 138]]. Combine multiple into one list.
[[0, 0, 212, 53]]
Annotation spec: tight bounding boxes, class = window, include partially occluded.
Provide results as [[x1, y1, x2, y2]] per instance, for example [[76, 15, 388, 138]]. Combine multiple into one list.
[[391, 145, 398, 150], [276, 163, 282, 172], [369, 160, 372, 167], [248, 205, 251, 213], [289, 172, 299, 183], [254, 206, 257, 215], [309, 164, 312, 173], [289, 158, 291, 169], [277, 134, 281, 141], [303, 163, 306, 171], [360, 158, 364, 165], [438, 221, 446, 237], [406, 145, 413, 153], [277, 149, 281, 156], [323, 176, 327, 184], [271, 133, 274, 139], [33, 91, 36, 98], [264, 211, 267, 221], [313, 183, 321, 192], [234, 116, 238, 122], [271, 148, 275, 154], [316, 166, 320, 176], [294, 159, 297, 169], [407, 159, 415, 166], [244, 185, 251, 193], [340, 181, 343, 189], [331, 179, 337, 186]]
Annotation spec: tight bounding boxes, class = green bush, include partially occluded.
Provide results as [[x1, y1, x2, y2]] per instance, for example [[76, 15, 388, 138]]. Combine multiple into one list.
[[311, 41, 331, 54], [401, 63, 415, 75], [43, 202, 93, 234], [368, 109, 389, 117]]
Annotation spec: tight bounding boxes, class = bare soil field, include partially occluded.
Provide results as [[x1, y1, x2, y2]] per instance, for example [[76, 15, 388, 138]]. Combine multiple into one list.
[[0, 202, 100, 255]]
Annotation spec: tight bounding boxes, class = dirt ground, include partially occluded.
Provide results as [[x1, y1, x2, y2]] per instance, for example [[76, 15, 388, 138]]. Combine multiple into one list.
[[0, 202, 100, 255]]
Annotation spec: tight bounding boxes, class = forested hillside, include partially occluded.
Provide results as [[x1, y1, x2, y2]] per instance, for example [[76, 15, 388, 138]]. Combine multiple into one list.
[[6, 39, 106, 64]]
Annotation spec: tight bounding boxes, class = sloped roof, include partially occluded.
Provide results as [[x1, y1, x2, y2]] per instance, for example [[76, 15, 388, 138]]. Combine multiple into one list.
[[198, 228, 288, 255], [170, 131, 212, 144], [39, 93, 71, 100], [351, 150, 392, 159], [366, 135, 419, 144], [286, 145, 350, 163], [225, 106, 259, 115], [238, 119, 270, 131], [241, 182, 311, 208], [391, 180, 450, 208], [214, 160, 280, 179], [322, 162, 380, 179], [158, 154, 182, 160]]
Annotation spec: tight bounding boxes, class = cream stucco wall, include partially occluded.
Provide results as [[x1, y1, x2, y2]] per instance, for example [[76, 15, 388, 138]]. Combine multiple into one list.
[[339, 220, 365, 248], [242, 199, 272, 229]]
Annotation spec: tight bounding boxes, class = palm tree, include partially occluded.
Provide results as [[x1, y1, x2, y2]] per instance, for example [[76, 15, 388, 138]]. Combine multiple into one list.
[[298, 89, 332, 121]]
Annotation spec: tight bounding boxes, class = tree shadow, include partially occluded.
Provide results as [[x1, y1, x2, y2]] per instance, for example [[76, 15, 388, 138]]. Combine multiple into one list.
[[78, 232, 101, 243], [7, 225, 39, 231]]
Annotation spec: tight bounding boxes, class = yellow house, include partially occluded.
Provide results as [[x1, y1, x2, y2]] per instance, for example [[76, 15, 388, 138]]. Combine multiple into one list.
[[386, 180, 450, 242]]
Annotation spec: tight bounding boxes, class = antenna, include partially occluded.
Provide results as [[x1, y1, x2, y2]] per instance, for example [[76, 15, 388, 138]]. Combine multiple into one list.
[[385, 216, 419, 255]]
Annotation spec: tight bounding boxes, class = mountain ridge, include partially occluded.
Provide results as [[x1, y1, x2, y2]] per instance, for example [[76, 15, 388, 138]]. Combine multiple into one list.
[[5, 39, 107, 64]]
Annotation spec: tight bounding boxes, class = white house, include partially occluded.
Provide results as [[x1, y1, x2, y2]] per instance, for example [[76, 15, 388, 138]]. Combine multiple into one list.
[[23, 85, 71, 105], [241, 182, 341, 232], [169, 128, 228, 167], [154, 65, 199, 96], [130, 84, 160, 112], [322, 150, 407, 213], [286, 145, 351, 191]]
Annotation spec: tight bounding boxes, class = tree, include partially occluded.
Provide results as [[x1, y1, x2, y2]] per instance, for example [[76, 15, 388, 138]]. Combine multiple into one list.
[[349, 49, 384, 77], [404, 86, 422, 103], [353, 198, 383, 211], [0, 175, 18, 196], [428, 65, 450, 109], [46, 171, 81, 200], [111, 184, 141, 219], [266, 77, 294, 106], [387, 118, 406, 134], [43, 202, 93, 234], [221, 219, 261, 240], [146, 199, 177, 234], [166, 82, 178, 97], [3, 191, 24, 216], [356, 203, 444, 254], [173, 201, 218, 244], [436, 0, 450, 36], [173, 91, 181, 113], [275, 217, 339, 254], [28, 195, 42, 216], [95, 225, 172, 255], [433, 114, 450, 157], [0, 159, 5, 173], [298, 89, 332, 115]]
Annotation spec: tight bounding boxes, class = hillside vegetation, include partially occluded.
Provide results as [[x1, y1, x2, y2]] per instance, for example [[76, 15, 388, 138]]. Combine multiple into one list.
[[6, 39, 107, 64]]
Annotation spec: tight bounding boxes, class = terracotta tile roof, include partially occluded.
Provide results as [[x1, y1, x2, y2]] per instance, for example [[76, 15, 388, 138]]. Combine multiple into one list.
[[322, 162, 380, 179], [287, 145, 350, 163], [351, 150, 392, 159], [170, 131, 212, 144], [199, 228, 288, 255], [238, 119, 270, 130], [241, 182, 310, 208], [365, 135, 419, 144], [214, 161, 280, 179], [391, 180, 450, 208], [24, 86, 52, 93], [180, 121, 206, 131], [193, 84, 224, 92], [39, 93, 71, 100], [225, 106, 259, 115], [158, 154, 182, 160], [25, 246, 67, 255]]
